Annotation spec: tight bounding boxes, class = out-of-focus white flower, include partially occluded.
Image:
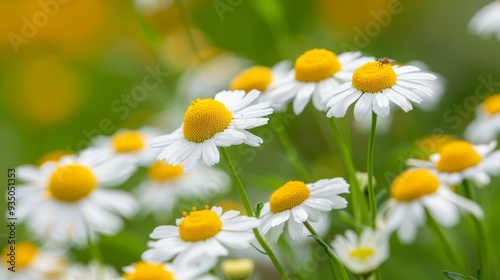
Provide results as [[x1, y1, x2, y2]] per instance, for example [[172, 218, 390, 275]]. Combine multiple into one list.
[[66, 261, 119, 280], [465, 94, 500, 144], [469, 1, 500, 41]]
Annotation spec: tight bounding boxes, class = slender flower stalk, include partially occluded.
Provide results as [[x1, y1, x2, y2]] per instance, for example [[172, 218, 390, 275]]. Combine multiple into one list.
[[304, 221, 349, 280], [272, 115, 312, 182], [367, 112, 378, 227], [88, 239, 104, 264], [220, 148, 290, 280], [463, 180, 490, 280]]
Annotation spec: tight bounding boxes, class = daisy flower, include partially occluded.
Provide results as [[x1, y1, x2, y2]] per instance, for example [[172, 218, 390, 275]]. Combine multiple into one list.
[[0, 242, 67, 280], [468, 1, 500, 41], [323, 59, 437, 120], [122, 261, 215, 280], [465, 94, 500, 143], [377, 169, 483, 243], [407, 140, 500, 186], [259, 178, 350, 243], [229, 61, 291, 110], [142, 206, 260, 266], [151, 90, 273, 173], [91, 127, 160, 166], [66, 261, 119, 280], [263, 49, 373, 115], [17, 149, 138, 245], [134, 161, 229, 216], [331, 228, 389, 276]]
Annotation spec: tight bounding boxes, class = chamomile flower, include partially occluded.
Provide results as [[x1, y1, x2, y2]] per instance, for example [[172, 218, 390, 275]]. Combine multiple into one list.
[[323, 59, 437, 120], [122, 261, 214, 280], [259, 178, 350, 243], [91, 127, 160, 166], [229, 61, 291, 110], [0, 242, 67, 280], [134, 161, 229, 217], [407, 140, 500, 186], [332, 228, 389, 276], [66, 261, 119, 280], [142, 206, 260, 266], [17, 149, 138, 245], [468, 1, 500, 41], [377, 169, 483, 243], [465, 94, 500, 143], [151, 90, 273, 173], [263, 49, 373, 115]]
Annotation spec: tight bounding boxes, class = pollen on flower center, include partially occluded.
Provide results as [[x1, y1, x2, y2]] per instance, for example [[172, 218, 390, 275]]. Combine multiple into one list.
[[295, 49, 341, 82], [182, 99, 233, 143], [147, 161, 183, 182], [349, 247, 375, 262], [270, 181, 311, 213], [482, 94, 500, 115], [123, 262, 175, 280], [391, 169, 439, 201], [48, 164, 97, 202], [2, 242, 38, 270], [436, 141, 482, 172], [230, 66, 272, 93], [112, 131, 145, 153], [179, 206, 222, 242], [352, 62, 397, 93]]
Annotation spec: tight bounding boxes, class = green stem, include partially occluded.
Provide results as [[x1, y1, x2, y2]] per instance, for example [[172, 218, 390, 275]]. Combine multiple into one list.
[[88, 239, 104, 264], [174, 0, 201, 62], [328, 118, 368, 227], [426, 211, 466, 272], [463, 180, 490, 280], [220, 148, 290, 280], [340, 118, 352, 152], [366, 112, 378, 227], [273, 115, 312, 182], [304, 221, 349, 280]]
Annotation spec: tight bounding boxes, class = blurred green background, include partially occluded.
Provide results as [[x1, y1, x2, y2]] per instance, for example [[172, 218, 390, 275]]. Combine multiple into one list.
[[1, 0, 500, 279]]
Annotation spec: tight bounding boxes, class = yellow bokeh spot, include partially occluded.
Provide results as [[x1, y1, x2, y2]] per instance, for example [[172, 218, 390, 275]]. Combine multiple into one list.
[[391, 169, 439, 202], [295, 49, 341, 82], [270, 181, 311, 213], [2, 242, 38, 270], [112, 131, 146, 153], [182, 99, 233, 142], [37, 150, 72, 166], [123, 262, 175, 280], [221, 258, 255, 280], [179, 206, 222, 242], [349, 247, 375, 262], [352, 62, 397, 93], [483, 94, 500, 115], [147, 161, 183, 182], [48, 164, 97, 202], [229, 66, 272, 93], [436, 141, 482, 172]]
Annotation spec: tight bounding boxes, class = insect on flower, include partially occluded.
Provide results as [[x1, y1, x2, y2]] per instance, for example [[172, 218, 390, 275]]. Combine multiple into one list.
[[376, 57, 396, 66]]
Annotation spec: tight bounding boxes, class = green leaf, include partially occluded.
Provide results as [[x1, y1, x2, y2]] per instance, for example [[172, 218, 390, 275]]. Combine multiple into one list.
[[443, 270, 476, 280], [255, 202, 264, 218]]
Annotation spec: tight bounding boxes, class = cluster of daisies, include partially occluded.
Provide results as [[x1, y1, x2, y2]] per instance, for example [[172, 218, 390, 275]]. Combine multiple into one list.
[[6, 46, 500, 280]]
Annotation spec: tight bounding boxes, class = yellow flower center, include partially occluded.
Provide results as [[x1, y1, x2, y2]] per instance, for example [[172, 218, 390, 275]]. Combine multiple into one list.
[[2, 242, 39, 270], [123, 262, 175, 280], [349, 247, 375, 262], [182, 99, 233, 143], [270, 181, 311, 213], [179, 206, 222, 242], [482, 94, 500, 115], [48, 164, 97, 202], [37, 150, 72, 165], [112, 131, 146, 153], [352, 62, 397, 93], [391, 169, 439, 202], [436, 141, 482, 172], [294, 49, 341, 82], [229, 66, 272, 93], [147, 161, 183, 182]]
